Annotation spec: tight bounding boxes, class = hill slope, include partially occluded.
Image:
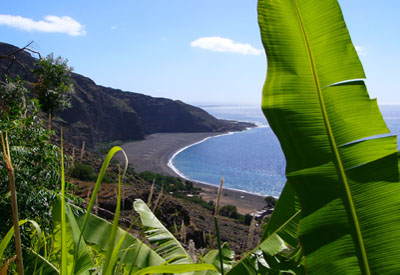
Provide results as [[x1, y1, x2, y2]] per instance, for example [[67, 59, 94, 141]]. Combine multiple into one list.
[[0, 42, 253, 147]]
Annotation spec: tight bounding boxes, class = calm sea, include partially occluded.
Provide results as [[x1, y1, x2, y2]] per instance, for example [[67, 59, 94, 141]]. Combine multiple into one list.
[[169, 105, 400, 197]]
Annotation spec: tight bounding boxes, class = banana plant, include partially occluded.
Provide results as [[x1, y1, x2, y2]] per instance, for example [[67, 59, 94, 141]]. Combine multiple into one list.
[[22, 146, 167, 274], [226, 184, 303, 275], [194, 243, 235, 275], [135, 198, 243, 275], [258, 0, 400, 274], [11, 145, 215, 274], [134, 199, 194, 265]]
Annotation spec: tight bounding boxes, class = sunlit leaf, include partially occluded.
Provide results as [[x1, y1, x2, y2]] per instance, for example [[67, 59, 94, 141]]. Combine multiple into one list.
[[258, 0, 400, 273]]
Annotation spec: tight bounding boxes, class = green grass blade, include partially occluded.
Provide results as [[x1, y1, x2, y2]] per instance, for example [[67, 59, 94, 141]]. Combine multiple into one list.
[[60, 134, 67, 275], [0, 220, 44, 275], [213, 217, 224, 275], [105, 228, 128, 274], [64, 203, 92, 275], [72, 203, 166, 269], [77, 146, 127, 253], [103, 171, 123, 273], [52, 197, 92, 275], [195, 243, 234, 275], [0, 220, 40, 260], [25, 250, 60, 274]]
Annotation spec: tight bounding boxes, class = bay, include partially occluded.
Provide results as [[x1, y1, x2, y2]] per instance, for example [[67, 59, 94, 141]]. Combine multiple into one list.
[[170, 104, 400, 197]]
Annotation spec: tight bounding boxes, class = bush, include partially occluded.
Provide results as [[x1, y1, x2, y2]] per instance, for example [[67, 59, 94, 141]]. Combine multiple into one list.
[[219, 204, 239, 219], [138, 171, 201, 194], [243, 213, 253, 226], [71, 163, 96, 181], [264, 195, 277, 207]]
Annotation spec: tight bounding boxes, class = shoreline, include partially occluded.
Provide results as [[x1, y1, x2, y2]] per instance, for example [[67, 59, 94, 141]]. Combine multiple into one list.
[[166, 131, 236, 179], [119, 131, 267, 214]]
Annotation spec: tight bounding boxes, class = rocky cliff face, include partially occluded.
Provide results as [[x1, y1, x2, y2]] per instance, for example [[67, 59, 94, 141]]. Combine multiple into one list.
[[0, 42, 253, 147]]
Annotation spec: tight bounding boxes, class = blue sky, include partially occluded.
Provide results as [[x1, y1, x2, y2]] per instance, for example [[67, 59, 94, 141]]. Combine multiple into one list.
[[0, 0, 399, 105]]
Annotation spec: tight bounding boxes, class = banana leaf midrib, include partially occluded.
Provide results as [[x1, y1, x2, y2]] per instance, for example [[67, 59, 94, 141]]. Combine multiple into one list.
[[291, 0, 370, 273]]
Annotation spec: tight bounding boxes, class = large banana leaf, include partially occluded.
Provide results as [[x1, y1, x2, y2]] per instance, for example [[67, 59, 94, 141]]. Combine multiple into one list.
[[258, 0, 400, 274], [51, 199, 92, 275], [74, 205, 166, 272], [134, 199, 193, 264]]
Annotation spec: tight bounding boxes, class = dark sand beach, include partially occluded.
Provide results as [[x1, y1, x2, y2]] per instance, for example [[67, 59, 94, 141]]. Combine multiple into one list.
[[119, 132, 267, 214]]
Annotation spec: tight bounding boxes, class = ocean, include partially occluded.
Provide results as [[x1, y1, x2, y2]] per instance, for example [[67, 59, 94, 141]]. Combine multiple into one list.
[[169, 105, 400, 197]]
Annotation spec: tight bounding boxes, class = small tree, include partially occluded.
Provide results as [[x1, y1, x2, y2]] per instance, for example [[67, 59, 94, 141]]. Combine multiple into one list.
[[32, 53, 74, 129]]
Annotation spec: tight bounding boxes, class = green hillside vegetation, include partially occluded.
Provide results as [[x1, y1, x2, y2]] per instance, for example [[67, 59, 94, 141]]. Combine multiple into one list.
[[1, 0, 400, 274]]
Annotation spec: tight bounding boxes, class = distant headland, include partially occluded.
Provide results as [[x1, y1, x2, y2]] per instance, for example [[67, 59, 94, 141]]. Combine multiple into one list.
[[0, 42, 255, 148]]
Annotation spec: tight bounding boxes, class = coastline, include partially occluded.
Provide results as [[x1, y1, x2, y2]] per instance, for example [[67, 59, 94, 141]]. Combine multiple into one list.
[[166, 131, 235, 178], [119, 131, 267, 214], [119, 132, 222, 176]]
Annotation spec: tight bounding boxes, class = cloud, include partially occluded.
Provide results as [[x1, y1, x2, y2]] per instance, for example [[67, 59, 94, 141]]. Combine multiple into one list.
[[355, 45, 367, 56], [190, 36, 262, 55], [110, 26, 117, 31], [0, 14, 86, 36]]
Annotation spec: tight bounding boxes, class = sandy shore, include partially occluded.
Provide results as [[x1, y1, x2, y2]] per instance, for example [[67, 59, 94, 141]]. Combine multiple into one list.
[[119, 132, 267, 214], [118, 132, 221, 175]]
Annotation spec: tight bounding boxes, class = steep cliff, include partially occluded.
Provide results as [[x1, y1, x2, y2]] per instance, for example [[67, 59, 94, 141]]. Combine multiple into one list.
[[0, 42, 253, 147]]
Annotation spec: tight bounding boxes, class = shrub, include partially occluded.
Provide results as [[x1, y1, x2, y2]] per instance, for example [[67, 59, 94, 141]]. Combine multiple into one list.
[[138, 171, 201, 194], [71, 163, 96, 181], [219, 204, 239, 219], [264, 195, 277, 207], [243, 213, 253, 226]]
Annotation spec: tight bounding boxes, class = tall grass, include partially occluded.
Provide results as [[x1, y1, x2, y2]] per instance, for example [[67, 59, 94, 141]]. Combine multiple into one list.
[[214, 177, 225, 275], [1, 132, 24, 274], [0, 139, 217, 274]]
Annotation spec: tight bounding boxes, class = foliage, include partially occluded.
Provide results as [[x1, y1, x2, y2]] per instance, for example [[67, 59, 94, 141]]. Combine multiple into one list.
[[32, 53, 74, 128], [0, 76, 27, 121], [195, 243, 235, 275], [70, 163, 96, 182], [4, 0, 400, 273], [139, 171, 253, 225], [94, 139, 139, 156], [263, 196, 276, 207], [173, 192, 215, 212], [219, 205, 239, 220], [1, 146, 217, 274], [0, 219, 41, 273], [134, 199, 194, 265], [243, 214, 253, 226], [139, 171, 201, 194], [0, 77, 61, 241], [224, 184, 303, 274], [138, 171, 222, 213], [255, 0, 400, 273]]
